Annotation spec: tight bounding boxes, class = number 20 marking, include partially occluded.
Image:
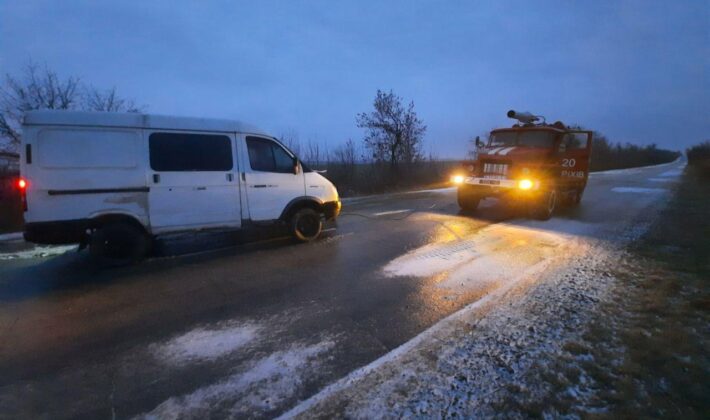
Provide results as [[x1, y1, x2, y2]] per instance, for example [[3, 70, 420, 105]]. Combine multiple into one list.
[[562, 158, 576, 168]]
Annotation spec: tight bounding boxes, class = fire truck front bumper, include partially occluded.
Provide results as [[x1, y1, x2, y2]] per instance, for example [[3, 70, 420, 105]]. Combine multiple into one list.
[[458, 177, 542, 199]]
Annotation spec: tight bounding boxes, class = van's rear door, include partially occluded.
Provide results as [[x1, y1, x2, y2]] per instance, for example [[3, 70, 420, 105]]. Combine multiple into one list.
[[147, 131, 240, 232]]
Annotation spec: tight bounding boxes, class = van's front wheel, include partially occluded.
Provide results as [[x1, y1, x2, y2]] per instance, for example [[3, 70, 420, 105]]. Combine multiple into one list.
[[290, 208, 323, 242], [89, 222, 151, 265]]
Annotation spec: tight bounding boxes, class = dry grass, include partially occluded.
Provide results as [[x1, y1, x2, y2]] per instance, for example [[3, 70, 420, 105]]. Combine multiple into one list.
[[519, 166, 710, 417]]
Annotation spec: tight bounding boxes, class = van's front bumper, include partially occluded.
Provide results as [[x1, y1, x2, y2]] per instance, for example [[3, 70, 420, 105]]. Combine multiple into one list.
[[323, 200, 342, 220]]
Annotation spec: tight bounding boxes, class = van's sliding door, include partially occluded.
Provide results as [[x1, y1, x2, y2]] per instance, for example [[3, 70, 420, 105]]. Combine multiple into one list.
[[146, 131, 240, 232]]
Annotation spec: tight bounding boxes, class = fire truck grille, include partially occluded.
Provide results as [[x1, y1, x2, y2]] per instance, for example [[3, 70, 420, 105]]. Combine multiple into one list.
[[482, 162, 510, 180]]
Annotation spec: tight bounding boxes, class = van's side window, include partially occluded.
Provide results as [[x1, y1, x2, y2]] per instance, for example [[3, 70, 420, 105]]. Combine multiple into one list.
[[246, 137, 294, 173], [149, 133, 233, 171]]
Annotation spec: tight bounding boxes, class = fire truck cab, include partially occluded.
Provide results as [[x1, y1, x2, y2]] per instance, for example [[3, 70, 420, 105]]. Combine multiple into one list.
[[455, 110, 592, 220]]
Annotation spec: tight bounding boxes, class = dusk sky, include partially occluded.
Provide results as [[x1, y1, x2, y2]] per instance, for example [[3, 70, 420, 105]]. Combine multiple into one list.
[[1, 0, 708, 157]]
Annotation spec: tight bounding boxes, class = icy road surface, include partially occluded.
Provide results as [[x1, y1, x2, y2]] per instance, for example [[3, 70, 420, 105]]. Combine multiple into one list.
[[0, 159, 683, 418]]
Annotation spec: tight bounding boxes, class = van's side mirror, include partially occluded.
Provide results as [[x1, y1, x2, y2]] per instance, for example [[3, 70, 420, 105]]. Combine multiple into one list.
[[293, 157, 300, 175]]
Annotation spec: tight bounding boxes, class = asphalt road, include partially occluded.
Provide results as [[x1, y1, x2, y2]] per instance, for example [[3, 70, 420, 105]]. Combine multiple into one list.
[[0, 159, 683, 419]]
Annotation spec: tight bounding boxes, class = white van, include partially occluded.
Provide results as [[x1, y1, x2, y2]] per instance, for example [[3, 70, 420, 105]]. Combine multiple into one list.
[[19, 110, 341, 261]]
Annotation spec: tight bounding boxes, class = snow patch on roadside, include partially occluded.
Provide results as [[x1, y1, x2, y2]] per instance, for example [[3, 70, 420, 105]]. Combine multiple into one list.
[[139, 340, 335, 419], [648, 177, 677, 183], [0, 245, 77, 260], [612, 187, 667, 194], [153, 322, 261, 364]]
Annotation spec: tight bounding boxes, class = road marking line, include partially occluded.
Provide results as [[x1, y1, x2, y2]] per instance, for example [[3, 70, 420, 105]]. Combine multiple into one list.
[[373, 209, 412, 216]]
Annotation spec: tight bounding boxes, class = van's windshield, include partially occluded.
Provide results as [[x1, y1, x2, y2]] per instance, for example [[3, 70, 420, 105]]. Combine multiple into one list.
[[489, 131, 556, 148]]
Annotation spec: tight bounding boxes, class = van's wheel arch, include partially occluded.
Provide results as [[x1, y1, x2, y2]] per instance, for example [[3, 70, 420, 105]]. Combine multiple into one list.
[[289, 207, 323, 242], [88, 217, 152, 265]]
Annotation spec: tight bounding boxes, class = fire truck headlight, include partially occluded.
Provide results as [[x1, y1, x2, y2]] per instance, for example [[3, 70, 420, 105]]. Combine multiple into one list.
[[518, 179, 533, 190], [451, 175, 465, 185]]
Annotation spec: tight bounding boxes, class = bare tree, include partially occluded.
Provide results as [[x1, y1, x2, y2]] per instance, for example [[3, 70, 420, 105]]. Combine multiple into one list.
[[0, 62, 80, 150], [278, 129, 301, 156], [356, 89, 426, 168], [83, 86, 142, 112], [304, 140, 321, 167], [0, 61, 143, 152], [333, 138, 357, 166]]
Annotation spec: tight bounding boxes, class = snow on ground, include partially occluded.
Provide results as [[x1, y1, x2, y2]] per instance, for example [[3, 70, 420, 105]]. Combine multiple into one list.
[[283, 238, 629, 418], [648, 177, 678, 183], [138, 339, 335, 419], [612, 187, 667, 194], [658, 168, 683, 177], [0, 244, 76, 260], [152, 322, 261, 364]]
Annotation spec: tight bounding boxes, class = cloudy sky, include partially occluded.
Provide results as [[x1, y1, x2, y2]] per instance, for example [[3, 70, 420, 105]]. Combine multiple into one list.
[[1, 0, 707, 157]]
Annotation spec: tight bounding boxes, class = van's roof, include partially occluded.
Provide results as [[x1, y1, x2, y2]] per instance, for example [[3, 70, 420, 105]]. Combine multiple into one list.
[[23, 110, 269, 136]]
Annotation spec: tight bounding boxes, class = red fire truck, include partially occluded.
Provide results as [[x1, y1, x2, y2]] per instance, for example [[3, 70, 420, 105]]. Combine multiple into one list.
[[454, 110, 592, 220]]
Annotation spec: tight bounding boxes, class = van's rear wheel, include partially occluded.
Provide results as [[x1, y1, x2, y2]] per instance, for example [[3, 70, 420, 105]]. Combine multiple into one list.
[[530, 189, 557, 221], [89, 222, 151, 265], [290, 208, 323, 242]]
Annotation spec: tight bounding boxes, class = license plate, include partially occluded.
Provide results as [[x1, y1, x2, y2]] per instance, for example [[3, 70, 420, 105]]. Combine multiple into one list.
[[479, 179, 500, 185]]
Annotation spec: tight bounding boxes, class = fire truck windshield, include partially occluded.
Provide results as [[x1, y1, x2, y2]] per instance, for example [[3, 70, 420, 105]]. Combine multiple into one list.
[[489, 131, 555, 148]]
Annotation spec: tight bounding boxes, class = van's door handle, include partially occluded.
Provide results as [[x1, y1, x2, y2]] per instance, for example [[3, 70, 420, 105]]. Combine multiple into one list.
[[195, 186, 207, 190], [153, 174, 160, 183], [227, 173, 234, 182], [241, 172, 246, 181]]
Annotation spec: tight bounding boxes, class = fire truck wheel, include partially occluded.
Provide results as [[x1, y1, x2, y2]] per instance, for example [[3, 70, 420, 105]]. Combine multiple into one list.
[[457, 191, 480, 211], [571, 188, 584, 206], [531, 189, 557, 220]]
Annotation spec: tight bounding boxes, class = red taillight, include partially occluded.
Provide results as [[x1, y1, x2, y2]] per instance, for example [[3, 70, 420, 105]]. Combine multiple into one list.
[[17, 178, 28, 211]]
